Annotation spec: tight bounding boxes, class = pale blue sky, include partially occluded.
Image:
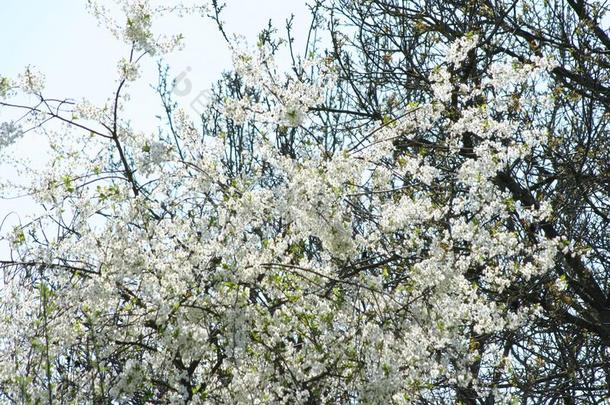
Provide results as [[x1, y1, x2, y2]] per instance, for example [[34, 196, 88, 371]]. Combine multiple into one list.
[[1, 0, 311, 104], [0, 0, 311, 257]]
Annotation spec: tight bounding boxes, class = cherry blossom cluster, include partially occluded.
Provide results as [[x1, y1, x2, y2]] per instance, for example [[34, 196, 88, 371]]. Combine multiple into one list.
[[0, 4, 561, 404]]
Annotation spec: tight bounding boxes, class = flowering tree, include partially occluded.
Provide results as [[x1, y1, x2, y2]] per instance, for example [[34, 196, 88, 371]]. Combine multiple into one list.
[[0, 0, 607, 403]]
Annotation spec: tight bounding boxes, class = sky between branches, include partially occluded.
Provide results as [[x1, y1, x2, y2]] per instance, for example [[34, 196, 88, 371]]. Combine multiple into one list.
[[0, 0, 311, 258]]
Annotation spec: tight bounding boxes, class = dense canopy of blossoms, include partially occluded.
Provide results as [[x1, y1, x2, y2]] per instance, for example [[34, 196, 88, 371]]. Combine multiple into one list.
[[0, 1, 571, 403]]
